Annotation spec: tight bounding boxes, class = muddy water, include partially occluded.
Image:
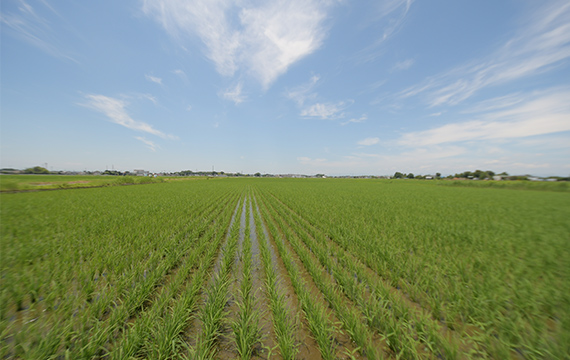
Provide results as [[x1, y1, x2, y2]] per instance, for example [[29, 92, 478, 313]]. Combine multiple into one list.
[[260, 197, 365, 359], [183, 198, 242, 351], [254, 194, 336, 360], [210, 199, 242, 278], [247, 199, 279, 359], [217, 198, 248, 360]]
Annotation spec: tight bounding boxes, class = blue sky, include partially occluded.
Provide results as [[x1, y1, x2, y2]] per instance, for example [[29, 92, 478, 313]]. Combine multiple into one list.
[[1, 0, 569, 176]]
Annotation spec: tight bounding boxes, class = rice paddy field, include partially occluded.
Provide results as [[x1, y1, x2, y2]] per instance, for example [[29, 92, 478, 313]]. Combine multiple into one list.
[[1, 178, 568, 359]]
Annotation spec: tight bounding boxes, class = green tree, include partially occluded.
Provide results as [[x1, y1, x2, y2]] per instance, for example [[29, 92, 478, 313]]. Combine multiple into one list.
[[407, 173, 414, 179], [436, 172, 441, 179], [24, 166, 49, 174], [393, 172, 405, 179]]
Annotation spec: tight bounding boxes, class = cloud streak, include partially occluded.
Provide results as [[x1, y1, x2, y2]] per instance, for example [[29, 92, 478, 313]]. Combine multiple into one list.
[[1, 0, 77, 62], [145, 74, 163, 85], [400, 1, 570, 107], [141, 0, 331, 88], [135, 136, 159, 151], [285, 75, 319, 106], [355, 0, 414, 63], [221, 83, 246, 104], [82, 94, 176, 140], [342, 114, 367, 125], [300, 101, 350, 120], [358, 137, 380, 146], [399, 88, 570, 146]]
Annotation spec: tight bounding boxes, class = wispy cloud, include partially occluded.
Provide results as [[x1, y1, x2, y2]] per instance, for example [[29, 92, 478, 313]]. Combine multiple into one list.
[[400, 1, 570, 107], [355, 0, 414, 63], [300, 101, 350, 120], [392, 58, 414, 71], [1, 0, 77, 62], [145, 74, 163, 85], [358, 137, 380, 146], [138, 93, 158, 105], [221, 83, 246, 105], [141, 0, 332, 88], [135, 136, 159, 151], [172, 69, 186, 78], [82, 94, 177, 140], [285, 75, 319, 106], [342, 114, 367, 125], [287, 74, 353, 120], [172, 69, 189, 83], [399, 88, 570, 146]]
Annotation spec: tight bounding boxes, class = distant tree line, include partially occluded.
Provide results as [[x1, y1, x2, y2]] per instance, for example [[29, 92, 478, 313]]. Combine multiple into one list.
[[452, 170, 498, 179], [393, 172, 442, 179], [23, 166, 50, 174], [393, 170, 500, 180]]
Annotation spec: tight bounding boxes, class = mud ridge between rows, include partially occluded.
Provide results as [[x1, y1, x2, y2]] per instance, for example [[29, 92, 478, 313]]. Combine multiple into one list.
[[252, 192, 323, 360], [264, 190, 483, 358], [256, 191, 362, 359], [182, 196, 243, 355]]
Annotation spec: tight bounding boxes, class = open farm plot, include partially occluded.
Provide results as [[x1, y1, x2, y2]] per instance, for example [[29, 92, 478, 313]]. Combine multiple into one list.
[[1, 178, 569, 359]]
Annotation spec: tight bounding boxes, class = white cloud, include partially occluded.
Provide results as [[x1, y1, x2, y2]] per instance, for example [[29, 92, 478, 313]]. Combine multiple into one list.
[[342, 114, 367, 125], [399, 89, 570, 146], [186, 105, 192, 111], [82, 94, 177, 139], [355, 0, 414, 63], [135, 136, 159, 151], [141, 0, 332, 88], [300, 101, 348, 120], [1, 0, 77, 62], [357, 137, 380, 146], [400, 1, 570, 107], [286, 75, 354, 120], [286, 75, 319, 106], [145, 74, 163, 85], [221, 82, 246, 104], [139, 93, 158, 105], [172, 69, 186, 78]]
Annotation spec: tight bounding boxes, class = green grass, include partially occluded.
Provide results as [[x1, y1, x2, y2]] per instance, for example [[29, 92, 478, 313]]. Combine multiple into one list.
[[1, 178, 568, 359], [0, 174, 166, 191], [254, 178, 570, 359]]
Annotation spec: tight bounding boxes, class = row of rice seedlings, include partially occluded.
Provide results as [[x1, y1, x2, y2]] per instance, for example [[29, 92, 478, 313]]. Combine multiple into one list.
[[259, 180, 570, 359], [256, 195, 338, 360], [4, 188, 234, 359], [66, 191, 236, 359], [2, 186, 204, 319], [109, 191, 240, 359], [251, 195, 299, 360], [6, 228, 188, 360], [146, 196, 240, 360], [231, 197, 262, 359], [263, 190, 458, 359], [261, 192, 381, 359], [187, 197, 243, 359]]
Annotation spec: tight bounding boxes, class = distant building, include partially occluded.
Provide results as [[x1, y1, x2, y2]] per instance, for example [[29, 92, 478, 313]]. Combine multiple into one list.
[[134, 169, 149, 176]]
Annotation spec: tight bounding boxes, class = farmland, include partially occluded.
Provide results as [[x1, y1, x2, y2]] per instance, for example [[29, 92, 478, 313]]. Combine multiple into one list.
[[1, 178, 569, 359]]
